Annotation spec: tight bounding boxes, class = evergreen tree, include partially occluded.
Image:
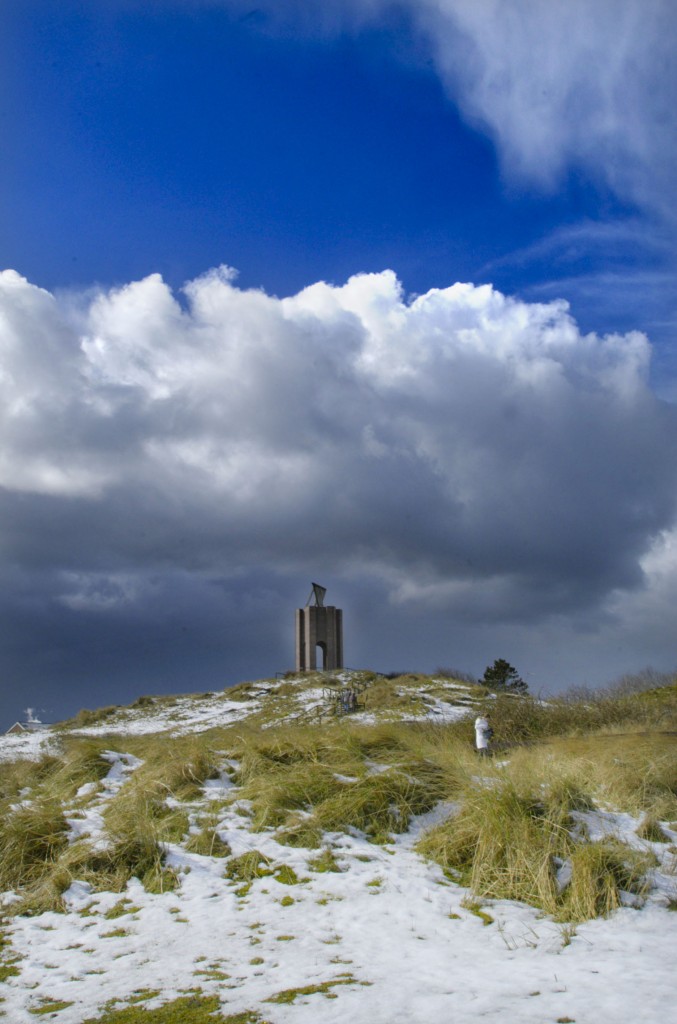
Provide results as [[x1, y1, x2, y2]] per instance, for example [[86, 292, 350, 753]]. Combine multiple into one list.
[[482, 658, 528, 693]]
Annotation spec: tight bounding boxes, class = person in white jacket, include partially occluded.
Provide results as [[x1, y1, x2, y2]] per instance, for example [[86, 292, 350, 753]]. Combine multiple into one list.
[[474, 714, 492, 756]]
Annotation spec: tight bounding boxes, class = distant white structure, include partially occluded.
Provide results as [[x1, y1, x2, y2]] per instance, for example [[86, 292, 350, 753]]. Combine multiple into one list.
[[5, 708, 48, 736]]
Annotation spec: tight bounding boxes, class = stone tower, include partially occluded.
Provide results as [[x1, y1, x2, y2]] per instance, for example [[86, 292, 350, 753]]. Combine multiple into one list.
[[295, 583, 343, 672]]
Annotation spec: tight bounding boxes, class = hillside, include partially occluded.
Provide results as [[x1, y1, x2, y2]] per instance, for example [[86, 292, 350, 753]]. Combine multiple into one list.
[[1, 672, 676, 1024]]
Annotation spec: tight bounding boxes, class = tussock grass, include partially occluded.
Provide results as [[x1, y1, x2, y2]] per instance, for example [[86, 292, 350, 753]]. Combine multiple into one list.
[[58, 705, 121, 729], [413, 703, 676, 923], [0, 755, 61, 804], [0, 798, 69, 896], [274, 817, 323, 849], [225, 851, 273, 883], [185, 827, 231, 858], [312, 763, 445, 842], [229, 723, 455, 843], [417, 758, 660, 922], [560, 840, 654, 920], [418, 783, 570, 912], [44, 740, 114, 802], [119, 734, 221, 802], [507, 733, 677, 820], [0, 738, 194, 913], [462, 685, 677, 751], [240, 760, 340, 831], [2, 674, 675, 925], [0, 737, 115, 807], [636, 816, 669, 843], [101, 810, 182, 895], [12, 809, 182, 912], [360, 677, 428, 715]]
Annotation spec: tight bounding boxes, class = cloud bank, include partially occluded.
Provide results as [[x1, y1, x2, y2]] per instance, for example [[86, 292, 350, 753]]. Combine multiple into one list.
[[3, 264, 677, 716], [2, 265, 676, 605]]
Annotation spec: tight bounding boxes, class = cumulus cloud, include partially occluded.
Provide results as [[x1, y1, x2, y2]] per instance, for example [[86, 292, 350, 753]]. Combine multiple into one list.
[[2, 264, 677, 616], [3, 263, 677, 715]]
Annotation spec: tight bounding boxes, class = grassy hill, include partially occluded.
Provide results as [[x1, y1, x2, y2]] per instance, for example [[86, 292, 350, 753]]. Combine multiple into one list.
[[1, 671, 676, 1022]]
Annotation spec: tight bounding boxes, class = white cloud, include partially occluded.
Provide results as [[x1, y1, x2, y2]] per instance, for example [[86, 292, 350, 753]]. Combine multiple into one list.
[[414, 0, 675, 211], [2, 265, 676, 615], [3, 263, 677, 698], [215, 0, 676, 215]]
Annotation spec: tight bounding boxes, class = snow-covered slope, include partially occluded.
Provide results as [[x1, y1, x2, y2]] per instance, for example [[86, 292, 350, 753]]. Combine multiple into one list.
[[1, 672, 480, 761], [1, 674, 676, 1024]]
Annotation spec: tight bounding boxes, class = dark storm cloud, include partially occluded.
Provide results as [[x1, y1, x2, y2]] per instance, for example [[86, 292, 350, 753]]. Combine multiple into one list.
[[2, 263, 677, 724], [3, 266, 675, 606]]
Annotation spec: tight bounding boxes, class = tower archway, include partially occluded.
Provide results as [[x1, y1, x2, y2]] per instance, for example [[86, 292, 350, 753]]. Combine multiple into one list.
[[295, 584, 343, 672]]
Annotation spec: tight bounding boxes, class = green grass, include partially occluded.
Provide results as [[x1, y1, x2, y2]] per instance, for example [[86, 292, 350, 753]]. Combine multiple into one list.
[[460, 898, 494, 926], [273, 864, 306, 885], [0, 961, 20, 982], [104, 900, 139, 920], [0, 921, 21, 983]]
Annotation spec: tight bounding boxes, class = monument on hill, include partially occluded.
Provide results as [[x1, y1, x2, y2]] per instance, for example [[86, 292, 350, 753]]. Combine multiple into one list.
[[295, 583, 344, 672]]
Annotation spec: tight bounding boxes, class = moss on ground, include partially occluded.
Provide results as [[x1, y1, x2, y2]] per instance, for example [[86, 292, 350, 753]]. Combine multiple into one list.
[[264, 976, 357, 1004], [29, 1000, 75, 1015], [81, 994, 267, 1022], [307, 848, 342, 873]]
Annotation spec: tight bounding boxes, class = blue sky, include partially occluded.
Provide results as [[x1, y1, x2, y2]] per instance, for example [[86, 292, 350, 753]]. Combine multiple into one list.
[[5, 1, 672, 347], [1, 1, 676, 725]]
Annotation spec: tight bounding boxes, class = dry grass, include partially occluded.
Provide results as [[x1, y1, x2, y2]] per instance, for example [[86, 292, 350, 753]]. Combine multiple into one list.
[[506, 733, 677, 820], [185, 826, 231, 858], [228, 722, 455, 843], [1, 676, 675, 922], [0, 798, 69, 895], [560, 840, 654, 920], [416, 727, 672, 921], [418, 783, 570, 911], [417, 777, 656, 922]]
